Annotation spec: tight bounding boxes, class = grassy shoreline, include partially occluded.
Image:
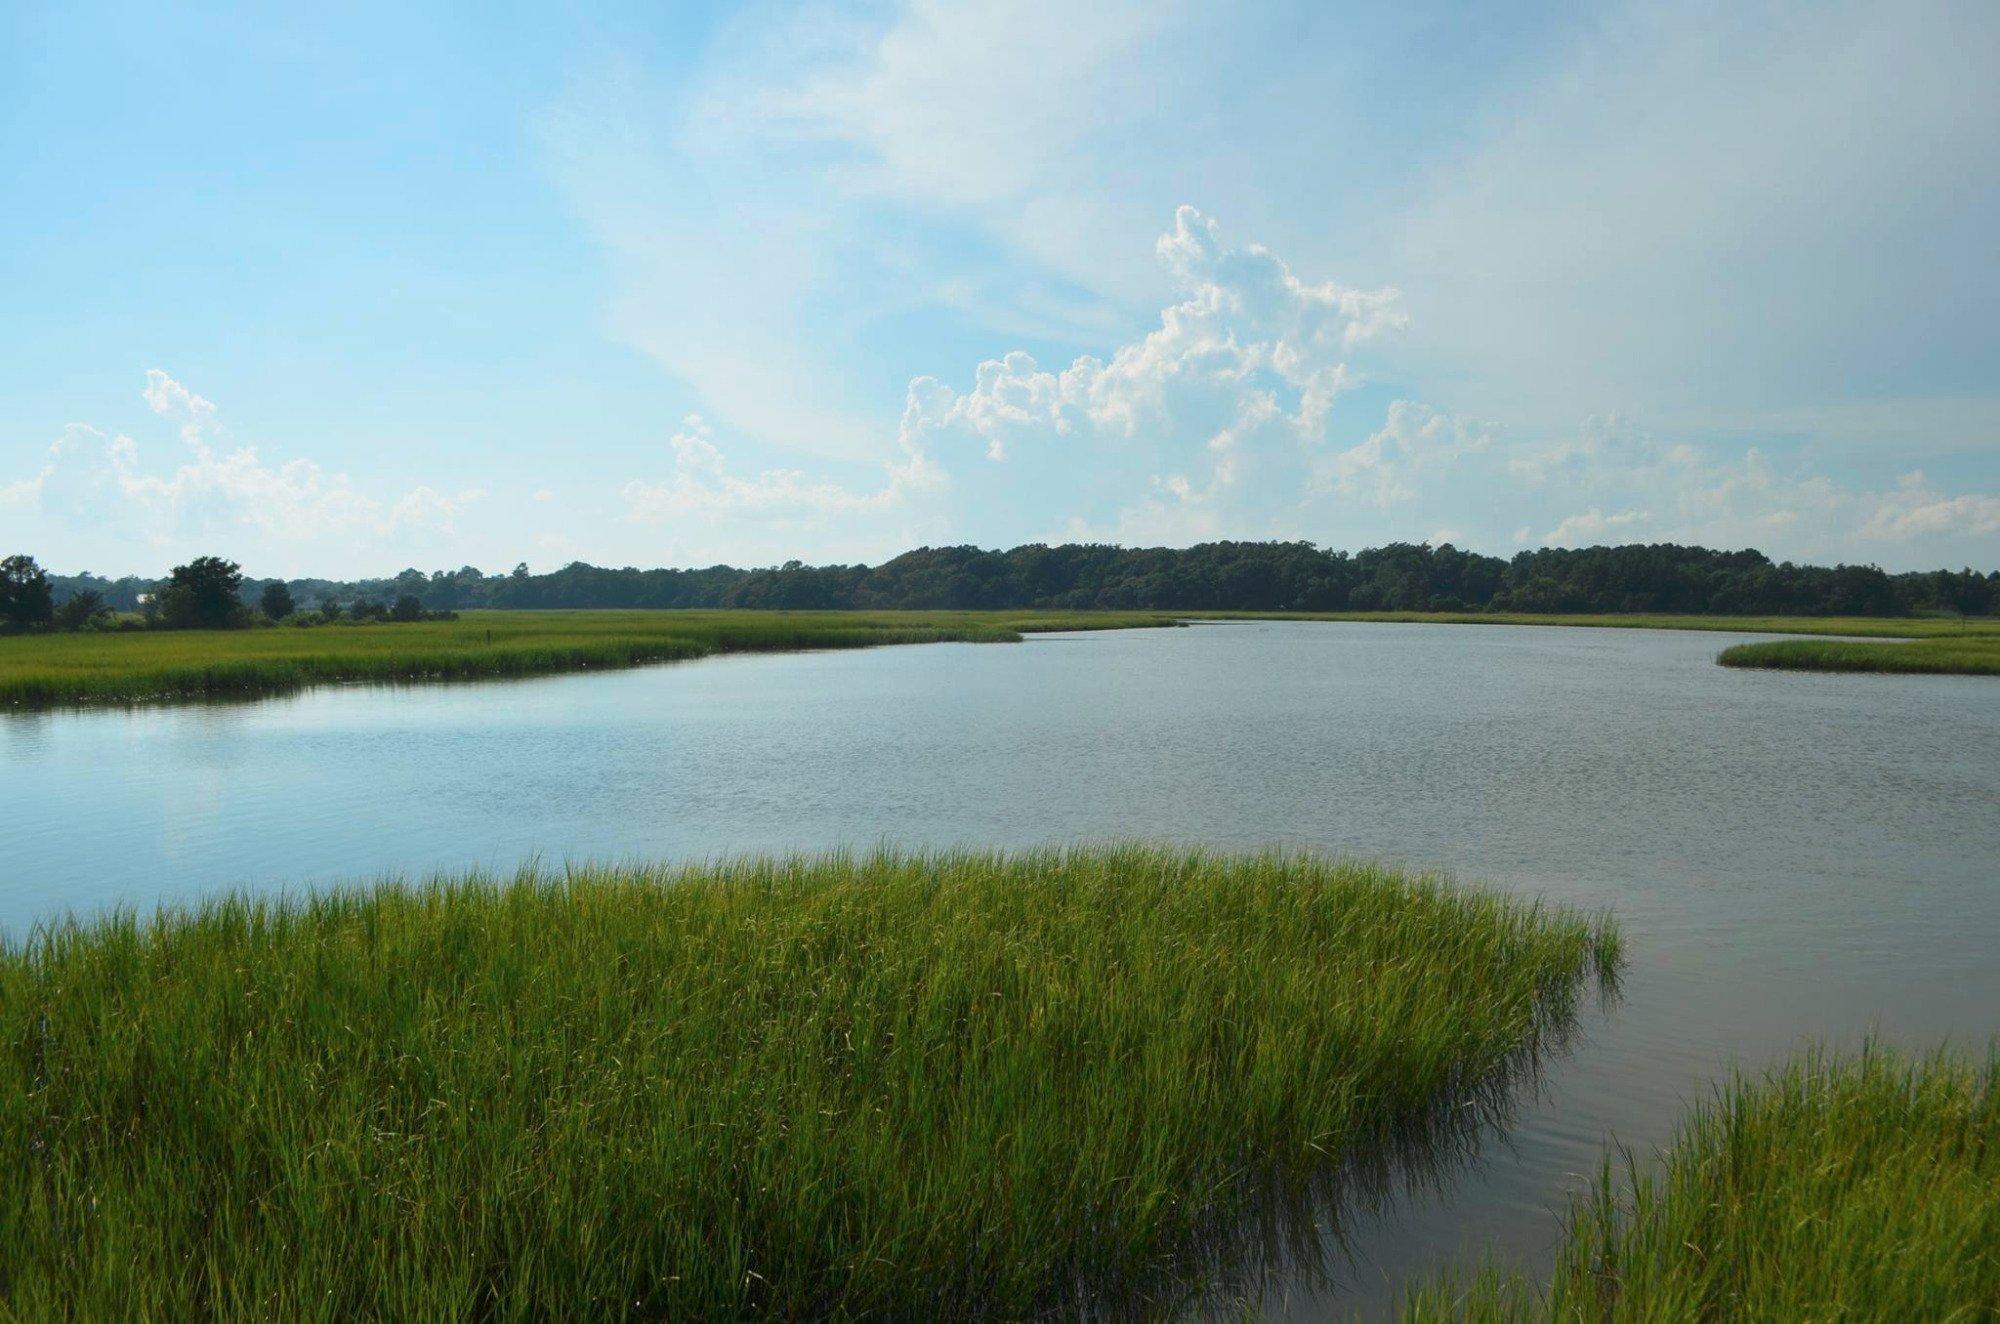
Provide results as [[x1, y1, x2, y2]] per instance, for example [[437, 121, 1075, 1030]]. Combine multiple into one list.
[[5, 608, 1995, 709], [0, 847, 1618, 1317], [1714, 634, 2000, 675], [1404, 1047, 2000, 1320], [0, 609, 1179, 708]]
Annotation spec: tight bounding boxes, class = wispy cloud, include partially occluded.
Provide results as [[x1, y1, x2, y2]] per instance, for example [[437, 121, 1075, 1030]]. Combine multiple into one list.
[[1394, 1, 2000, 430], [1317, 401, 1489, 508]]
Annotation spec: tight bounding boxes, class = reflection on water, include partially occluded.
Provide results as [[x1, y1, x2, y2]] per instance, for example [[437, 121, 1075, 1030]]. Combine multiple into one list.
[[3, 622, 1997, 1315], [1146, 943, 1621, 1318], [1164, 1050, 1554, 1317]]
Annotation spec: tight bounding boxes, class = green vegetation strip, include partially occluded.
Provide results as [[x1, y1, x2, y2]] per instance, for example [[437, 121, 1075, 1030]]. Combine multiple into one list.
[[1404, 1047, 2000, 1320], [1716, 634, 2000, 676], [1, 848, 1618, 1317], [0, 609, 1178, 707], [11, 607, 1990, 706]]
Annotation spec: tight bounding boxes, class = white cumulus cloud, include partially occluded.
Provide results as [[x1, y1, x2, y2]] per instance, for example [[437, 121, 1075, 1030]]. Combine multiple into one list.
[[610, 203, 2000, 568], [895, 206, 1403, 538], [5, 371, 483, 548], [1857, 474, 2000, 542], [621, 207, 1405, 548], [1510, 417, 2000, 558], [1541, 507, 1650, 547]]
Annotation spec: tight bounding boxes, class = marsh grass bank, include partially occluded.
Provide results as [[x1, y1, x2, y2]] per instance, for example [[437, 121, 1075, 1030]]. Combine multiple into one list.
[[1716, 633, 2000, 676], [1, 847, 1618, 1318], [0, 609, 1178, 707], [1404, 1047, 2000, 1320], [7, 608, 1995, 707]]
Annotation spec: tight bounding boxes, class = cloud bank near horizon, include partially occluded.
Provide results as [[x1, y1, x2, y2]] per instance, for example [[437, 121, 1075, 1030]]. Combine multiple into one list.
[[4, 1, 1995, 577], [606, 207, 1997, 567], [3, 371, 482, 566], [13, 209, 1994, 577]]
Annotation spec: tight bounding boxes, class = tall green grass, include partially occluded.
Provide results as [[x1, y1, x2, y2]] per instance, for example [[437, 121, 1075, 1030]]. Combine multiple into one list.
[[0, 847, 1618, 1318], [1403, 1046, 2000, 1320], [0, 609, 1179, 708]]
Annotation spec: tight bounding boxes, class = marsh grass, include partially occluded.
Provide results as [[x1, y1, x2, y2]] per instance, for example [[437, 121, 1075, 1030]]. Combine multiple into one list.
[[1716, 634, 2000, 676], [1, 847, 1618, 1318], [1403, 1046, 2000, 1321], [10, 608, 1992, 704], [0, 609, 1179, 708]]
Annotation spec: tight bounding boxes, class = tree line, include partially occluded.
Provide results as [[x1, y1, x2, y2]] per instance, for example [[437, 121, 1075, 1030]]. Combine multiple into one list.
[[9, 541, 1994, 631], [2, 555, 450, 631]]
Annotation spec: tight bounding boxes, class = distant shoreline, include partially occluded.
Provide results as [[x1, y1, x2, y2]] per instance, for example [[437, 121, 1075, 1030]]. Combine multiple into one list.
[[3, 607, 1995, 710], [1179, 610, 2000, 676]]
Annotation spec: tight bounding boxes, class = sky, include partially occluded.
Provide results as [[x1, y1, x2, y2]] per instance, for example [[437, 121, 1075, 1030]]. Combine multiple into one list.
[[3, 0, 1996, 578]]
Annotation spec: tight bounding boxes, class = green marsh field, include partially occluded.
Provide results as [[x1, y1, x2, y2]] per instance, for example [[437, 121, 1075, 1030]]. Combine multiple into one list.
[[0, 847, 1618, 1317]]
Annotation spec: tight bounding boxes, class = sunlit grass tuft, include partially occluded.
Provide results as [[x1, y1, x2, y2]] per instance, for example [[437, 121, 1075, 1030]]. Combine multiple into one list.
[[1, 846, 1617, 1318]]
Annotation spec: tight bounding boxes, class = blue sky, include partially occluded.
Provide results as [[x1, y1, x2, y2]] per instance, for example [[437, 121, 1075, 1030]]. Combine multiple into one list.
[[4, 0, 1996, 577]]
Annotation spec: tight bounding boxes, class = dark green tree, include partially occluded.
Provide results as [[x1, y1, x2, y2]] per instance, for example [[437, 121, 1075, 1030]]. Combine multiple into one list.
[[1, 555, 56, 628], [159, 556, 247, 629], [259, 581, 296, 621], [389, 594, 424, 622], [53, 589, 112, 631]]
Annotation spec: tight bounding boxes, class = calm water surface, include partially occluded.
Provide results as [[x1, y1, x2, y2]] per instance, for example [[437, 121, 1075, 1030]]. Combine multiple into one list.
[[4, 622, 1996, 1314]]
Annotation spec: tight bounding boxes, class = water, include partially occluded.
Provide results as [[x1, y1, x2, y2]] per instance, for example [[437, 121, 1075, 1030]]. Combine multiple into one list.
[[4, 621, 1996, 1313]]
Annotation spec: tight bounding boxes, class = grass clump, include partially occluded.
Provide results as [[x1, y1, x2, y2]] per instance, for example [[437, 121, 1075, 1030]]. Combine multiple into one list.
[[1717, 633, 2000, 676], [1, 847, 1618, 1318], [1404, 1046, 2000, 1321], [0, 608, 1178, 708]]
